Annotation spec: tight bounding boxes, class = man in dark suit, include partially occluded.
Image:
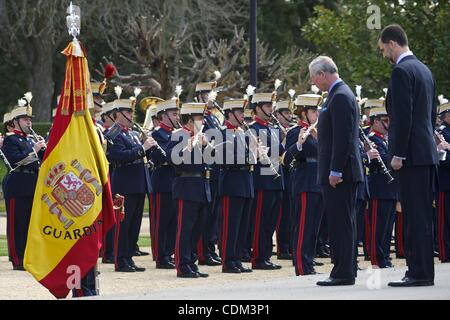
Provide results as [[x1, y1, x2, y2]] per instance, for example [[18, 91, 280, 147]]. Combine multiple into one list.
[[310, 56, 364, 286], [378, 24, 438, 287]]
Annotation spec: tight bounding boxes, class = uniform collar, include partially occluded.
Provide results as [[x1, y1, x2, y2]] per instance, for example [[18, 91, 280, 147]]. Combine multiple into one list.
[[13, 129, 27, 138], [119, 124, 129, 133], [205, 110, 212, 116], [225, 120, 238, 130], [183, 126, 195, 137], [370, 129, 385, 140], [254, 116, 269, 127], [160, 122, 174, 133], [298, 120, 310, 128]]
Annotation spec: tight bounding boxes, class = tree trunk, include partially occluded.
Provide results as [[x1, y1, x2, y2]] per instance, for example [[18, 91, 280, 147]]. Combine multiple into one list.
[[26, 41, 54, 122]]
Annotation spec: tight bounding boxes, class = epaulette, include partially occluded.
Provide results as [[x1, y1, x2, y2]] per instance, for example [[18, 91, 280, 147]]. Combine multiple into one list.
[[287, 124, 299, 132], [249, 121, 256, 126], [5, 132, 14, 136], [368, 132, 375, 138], [172, 128, 183, 134]]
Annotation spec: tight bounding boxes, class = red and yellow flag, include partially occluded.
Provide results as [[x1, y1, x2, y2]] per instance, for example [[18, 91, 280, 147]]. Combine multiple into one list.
[[24, 40, 115, 299]]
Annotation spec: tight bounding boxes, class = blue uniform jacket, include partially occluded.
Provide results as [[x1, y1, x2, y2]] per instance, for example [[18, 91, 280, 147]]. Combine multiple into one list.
[[218, 125, 254, 198], [357, 142, 370, 201], [151, 126, 175, 193], [438, 123, 450, 192], [367, 131, 398, 200], [284, 124, 320, 194], [167, 128, 211, 203], [1, 133, 44, 198]]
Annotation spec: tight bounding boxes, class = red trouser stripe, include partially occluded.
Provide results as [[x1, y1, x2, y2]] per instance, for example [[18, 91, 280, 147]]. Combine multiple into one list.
[[295, 193, 307, 276], [252, 191, 263, 266], [8, 199, 20, 267], [396, 211, 405, 257], [370, 199, 379, 266], [364, 208, 370, 256], [221, 197, 230, 268], [275, 203, 283, 256], [113, 205, 122, 270], [175, 199, 184, 273]]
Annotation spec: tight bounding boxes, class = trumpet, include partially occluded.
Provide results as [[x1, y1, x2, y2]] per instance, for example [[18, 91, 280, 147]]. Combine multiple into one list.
[[358, 127, 394, 183], [242, 121, 280, 179]]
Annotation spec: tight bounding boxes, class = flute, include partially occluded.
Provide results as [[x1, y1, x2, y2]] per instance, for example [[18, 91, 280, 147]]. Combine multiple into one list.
[[301, 121, 318, 140], [29, 127, 47, 150]]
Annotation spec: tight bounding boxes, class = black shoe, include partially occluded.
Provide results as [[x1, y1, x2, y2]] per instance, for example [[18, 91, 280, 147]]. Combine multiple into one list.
[[115, 265, 136, 272], [241, 256, 251, 263], [203, 257, 222, 266], [316, 252, 330, 258], [13, 265, 25, 271], [277, 253, 292, 260], [313, 260, 324, 266], [317, 277, 355, 286], [177, 271, 199, 278], [211, 254, 222, 262], [195, 271, 209, 278], [133, 250, 149, 257], [222, 266, 241, 274], [434, 251, 439, 258], [102, 258, 115, 264], [267, 261, 282, 269], [253, 261, 282, 270], [236, 264, 253, 273], [156, 262, 176, 269], [303, 270, 319, 275], [130, 264, 146, 272], [388, 277, 434, 287]]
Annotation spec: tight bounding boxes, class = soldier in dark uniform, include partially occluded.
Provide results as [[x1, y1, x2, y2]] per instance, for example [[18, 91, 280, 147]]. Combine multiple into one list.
[[219, 99, 255, 273], [150, 99, 181, 269], [1, 93, 45, 271], [365, 106, 398, 268], [436, 102, 450, 262], [167, 102, 212, 278], [194, 82, 222, 266], [107, 96, 163, 272], [273, 100, 294, 260], [249, 92, 284, 270], [282, 94, 323, 275]]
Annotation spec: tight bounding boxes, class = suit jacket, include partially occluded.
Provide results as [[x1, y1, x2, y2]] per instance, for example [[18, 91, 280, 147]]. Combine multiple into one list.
[[317, 81, 364, 185], [386, 55, 438, 166]]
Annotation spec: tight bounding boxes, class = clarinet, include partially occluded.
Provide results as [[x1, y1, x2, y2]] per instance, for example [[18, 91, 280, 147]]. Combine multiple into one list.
[[29, 127, 47, 150], [132, 121, 167, 157], [242, 121, 280, 179], [358, 127, 394, 184]]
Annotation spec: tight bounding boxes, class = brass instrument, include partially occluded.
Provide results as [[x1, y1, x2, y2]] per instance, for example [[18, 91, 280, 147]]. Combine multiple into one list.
[[139, 96, 164, 113]]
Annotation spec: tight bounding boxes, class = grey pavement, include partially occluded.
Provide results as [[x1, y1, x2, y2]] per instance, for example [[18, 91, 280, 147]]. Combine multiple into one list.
[[93, 263, 450, 300]]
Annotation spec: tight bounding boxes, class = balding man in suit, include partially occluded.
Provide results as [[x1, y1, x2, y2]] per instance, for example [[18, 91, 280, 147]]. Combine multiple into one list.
[[310, 56, 364, 286]]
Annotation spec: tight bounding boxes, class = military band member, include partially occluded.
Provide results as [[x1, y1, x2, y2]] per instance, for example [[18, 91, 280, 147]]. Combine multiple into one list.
[[219, 99, 255, 273], [283, 94, 323, 275], [167, 103, 212, 278], [366, 106, 398, 268], [150, 98, 181, 269], [195, 82, 222, 266], [436, 101, 450, 262], [107, 97, 162, 272], [273, 100, 294, 260], [2, 93, 45, 270], [249, 92, 284, 270]]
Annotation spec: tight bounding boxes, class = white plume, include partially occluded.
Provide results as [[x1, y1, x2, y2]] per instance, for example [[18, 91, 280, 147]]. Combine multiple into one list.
[[18, 99, 27, 107], [114, 86, 123, 99], [246, 85, 256, 97], [24, 92, 33, 103], [175, 85, 183, 97], [288, 89, 296, 99], [134, 87, 142, 98], [274, 79, 282, 91], [383, 88, 388, 96], [311, 85, 320, 94], [214, 71, 222, 81], [355, 85, 362, 98], [208, 90, 218, 102], [438, 94, 448, 105]]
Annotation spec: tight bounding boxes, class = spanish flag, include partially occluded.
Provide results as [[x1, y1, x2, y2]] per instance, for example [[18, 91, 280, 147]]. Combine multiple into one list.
[[24, 40, 115, 299]]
